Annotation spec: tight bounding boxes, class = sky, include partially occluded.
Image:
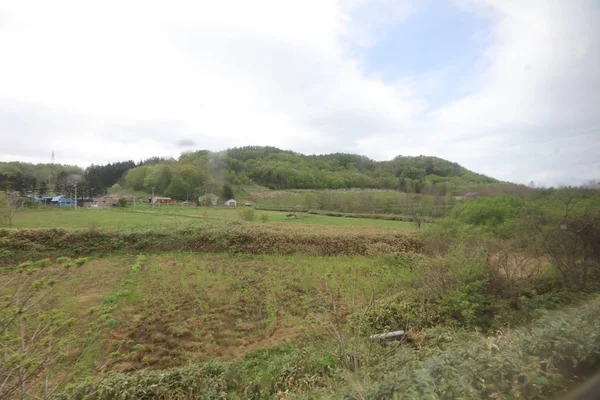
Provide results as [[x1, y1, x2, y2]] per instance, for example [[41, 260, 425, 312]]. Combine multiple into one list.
[[0, 0, 598, 186]]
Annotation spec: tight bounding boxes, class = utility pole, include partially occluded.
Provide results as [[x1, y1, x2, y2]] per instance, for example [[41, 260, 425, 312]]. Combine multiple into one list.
[[152, 187, 155, 210], [74, 182, 78, 210]]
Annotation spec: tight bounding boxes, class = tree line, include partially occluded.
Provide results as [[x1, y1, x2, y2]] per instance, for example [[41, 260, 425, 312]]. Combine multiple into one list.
[[0, 146, 526, 201]]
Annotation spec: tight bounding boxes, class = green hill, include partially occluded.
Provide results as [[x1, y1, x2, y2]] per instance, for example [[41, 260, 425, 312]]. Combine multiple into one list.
[[0, 146, 524, 200]]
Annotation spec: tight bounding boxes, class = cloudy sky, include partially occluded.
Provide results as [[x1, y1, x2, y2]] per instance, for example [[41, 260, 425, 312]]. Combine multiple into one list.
[[0, 0, 598, 186]]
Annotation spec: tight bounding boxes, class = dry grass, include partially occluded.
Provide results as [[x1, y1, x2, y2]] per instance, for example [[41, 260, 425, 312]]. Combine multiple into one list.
[[0, 252, 415, 389], [3, 223, 422, 267]]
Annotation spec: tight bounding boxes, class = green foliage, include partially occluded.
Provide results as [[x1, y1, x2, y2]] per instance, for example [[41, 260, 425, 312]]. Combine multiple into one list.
[[238, 208, 256, 222], [57, 343, 337, 399], [0, 257, 80, 398], [439, 279, 493, 328], [221, 183, 234, 200], [359, 295, 600, 399], [131, 254, 146, 272], [54, 294, 600, 400], [449, 195, 523, 237]]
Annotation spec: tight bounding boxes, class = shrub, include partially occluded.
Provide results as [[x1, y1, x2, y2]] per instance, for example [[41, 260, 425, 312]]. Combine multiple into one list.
[[360, 295, 600, 399], [449, 195, 523, 237], [238, 208, 256, 222]]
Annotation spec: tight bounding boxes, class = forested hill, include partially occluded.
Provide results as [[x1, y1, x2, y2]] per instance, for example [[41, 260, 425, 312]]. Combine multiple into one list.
[[0, 146, 504, 199]]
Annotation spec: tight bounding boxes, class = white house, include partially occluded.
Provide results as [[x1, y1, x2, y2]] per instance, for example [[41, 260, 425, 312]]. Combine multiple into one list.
[[225, 199, 237, 207]]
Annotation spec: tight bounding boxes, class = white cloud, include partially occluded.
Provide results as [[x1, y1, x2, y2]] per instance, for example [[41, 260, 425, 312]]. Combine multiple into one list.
[[0, 0, 598, 186]]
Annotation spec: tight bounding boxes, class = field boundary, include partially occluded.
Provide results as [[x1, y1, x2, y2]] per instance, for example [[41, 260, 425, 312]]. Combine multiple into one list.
[[1, 224, 423, 266], [254, 207, 435, 223]]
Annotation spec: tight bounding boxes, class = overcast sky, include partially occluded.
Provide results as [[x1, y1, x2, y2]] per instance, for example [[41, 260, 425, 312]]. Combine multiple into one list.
[[0, 0, 598, 186]]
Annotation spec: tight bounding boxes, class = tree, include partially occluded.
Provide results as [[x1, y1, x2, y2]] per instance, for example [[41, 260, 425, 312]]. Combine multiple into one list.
[[0, 257, 89, 399], [124, 166, 149, 191], [38, 181, 49, 196], [0, 191, 23, 227], [221, 183, 234, 200], [164, 177, 191, 200], [521, 190, 600, 290]]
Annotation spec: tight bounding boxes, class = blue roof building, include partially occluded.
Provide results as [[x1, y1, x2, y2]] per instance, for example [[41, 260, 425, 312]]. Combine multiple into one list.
[[50, 195, 76, 208]]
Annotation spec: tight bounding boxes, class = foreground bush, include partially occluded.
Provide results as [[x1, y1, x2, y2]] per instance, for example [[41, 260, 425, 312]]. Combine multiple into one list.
[[359, 294, 600, 399], [54, 295, 600, 399], [56, 345, 337, 400]]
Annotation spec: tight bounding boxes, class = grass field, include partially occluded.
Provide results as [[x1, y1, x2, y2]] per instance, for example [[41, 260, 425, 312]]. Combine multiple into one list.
[[11, 206, 415, 229]]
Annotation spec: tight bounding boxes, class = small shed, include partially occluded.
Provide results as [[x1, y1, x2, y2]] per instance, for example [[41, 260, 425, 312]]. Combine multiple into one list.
[[225, 199, 237, 207]]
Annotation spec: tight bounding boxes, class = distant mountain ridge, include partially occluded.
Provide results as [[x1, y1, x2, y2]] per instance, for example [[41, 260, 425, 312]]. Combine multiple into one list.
[[0, 146, 514, 199]]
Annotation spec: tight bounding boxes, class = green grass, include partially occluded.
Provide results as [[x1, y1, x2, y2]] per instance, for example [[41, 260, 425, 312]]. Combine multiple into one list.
[[10, 206, 414, 230], [0, 252, 417, 381], [11, 207, 199, 229]]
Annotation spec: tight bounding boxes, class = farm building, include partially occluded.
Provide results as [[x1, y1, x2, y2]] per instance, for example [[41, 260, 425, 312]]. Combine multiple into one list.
[[51, 195, 75, 208], [225, 199, 237, 207], [150, 197, 175, 204]]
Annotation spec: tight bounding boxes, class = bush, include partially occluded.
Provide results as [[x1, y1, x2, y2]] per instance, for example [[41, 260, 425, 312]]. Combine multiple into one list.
[[360, 295, 600, 399], [56, 344, 337, 400], [238, 208, 256, 222], [449, 195, 523, 237]]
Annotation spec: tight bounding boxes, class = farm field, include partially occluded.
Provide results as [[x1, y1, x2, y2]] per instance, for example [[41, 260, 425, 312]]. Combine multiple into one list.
[[11, 206, 415, 229], [1, 252, 413, 374], [1, 249, 599, 399], [1, 189, 599, 399]]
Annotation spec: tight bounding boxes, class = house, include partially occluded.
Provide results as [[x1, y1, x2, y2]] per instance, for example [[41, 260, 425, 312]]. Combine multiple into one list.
[[150, 196, 175, 204], [51, 195, 76, 208], [225, 199, 237, 207], [59, 197, 76, 208], [95, 195, 121, 207], [198, 193, 219, 206]]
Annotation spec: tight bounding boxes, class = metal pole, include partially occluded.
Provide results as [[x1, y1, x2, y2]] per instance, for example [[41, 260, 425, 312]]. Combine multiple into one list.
[[74, 182, 77, 210]]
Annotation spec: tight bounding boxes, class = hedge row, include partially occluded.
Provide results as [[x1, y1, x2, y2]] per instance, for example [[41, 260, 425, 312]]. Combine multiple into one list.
[[0, 223, 422, 266]]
